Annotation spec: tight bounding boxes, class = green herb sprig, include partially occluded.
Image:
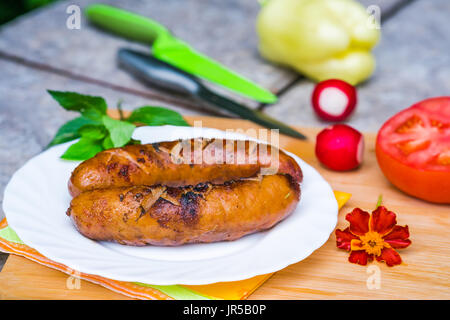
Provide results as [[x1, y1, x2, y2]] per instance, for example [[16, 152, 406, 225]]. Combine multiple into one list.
[[46, 90, 189, 160]]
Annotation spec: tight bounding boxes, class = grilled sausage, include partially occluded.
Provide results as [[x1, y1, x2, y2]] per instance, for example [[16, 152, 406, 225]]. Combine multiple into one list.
[[68, 139, 302, 197], [67, 174, 300, 246]]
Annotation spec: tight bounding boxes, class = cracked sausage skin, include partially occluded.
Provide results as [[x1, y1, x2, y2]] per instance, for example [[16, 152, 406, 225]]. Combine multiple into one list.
[[67, 175, 300, 246], [68, 139, 302, 197]]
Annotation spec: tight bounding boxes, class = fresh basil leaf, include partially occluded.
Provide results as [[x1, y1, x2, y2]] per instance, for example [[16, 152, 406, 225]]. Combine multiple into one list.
[[101, 136, 139, 150], [60, 137, 103, 161], [102, 135, 114, 150], [126, 106, 189, 126], [102, 116, 136, 148], [47, 90, 107, 121], [46, 116, 97, 149], [78, 124, 107, 141]]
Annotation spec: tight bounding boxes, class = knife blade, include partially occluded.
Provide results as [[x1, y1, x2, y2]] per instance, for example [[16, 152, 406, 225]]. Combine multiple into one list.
[[85, 4, 278, 104], [118, 49, 306, 140]]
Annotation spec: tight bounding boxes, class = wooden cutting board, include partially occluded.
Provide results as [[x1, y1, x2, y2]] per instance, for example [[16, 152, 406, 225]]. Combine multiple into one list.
[[0, 116, 449, 300]]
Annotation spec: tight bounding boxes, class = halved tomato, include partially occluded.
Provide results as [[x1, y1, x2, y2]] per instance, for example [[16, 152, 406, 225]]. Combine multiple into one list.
[[376, 97, 450, 203]]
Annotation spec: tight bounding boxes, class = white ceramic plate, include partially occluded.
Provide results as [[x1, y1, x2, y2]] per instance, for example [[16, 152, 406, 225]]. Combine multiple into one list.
[[3, 126, 337, 285]]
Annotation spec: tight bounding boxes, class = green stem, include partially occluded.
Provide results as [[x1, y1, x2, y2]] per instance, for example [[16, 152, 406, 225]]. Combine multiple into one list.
[[376, 194, 383, 208], [117, 99, 124, 120]]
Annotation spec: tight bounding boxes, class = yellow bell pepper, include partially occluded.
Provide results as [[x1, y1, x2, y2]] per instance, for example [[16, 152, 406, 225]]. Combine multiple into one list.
[[257, 0, 380, 85]]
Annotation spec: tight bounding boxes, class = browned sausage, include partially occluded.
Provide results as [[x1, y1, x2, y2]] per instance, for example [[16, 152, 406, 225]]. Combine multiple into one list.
[[68, 139, 302, 197], [67, 174, 300, 246]]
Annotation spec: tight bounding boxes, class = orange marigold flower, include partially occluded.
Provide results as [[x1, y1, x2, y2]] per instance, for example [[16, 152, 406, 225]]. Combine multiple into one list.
[[335, 206, 411, 267]]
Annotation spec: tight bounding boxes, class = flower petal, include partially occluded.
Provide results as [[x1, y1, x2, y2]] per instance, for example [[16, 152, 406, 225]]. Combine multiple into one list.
[[376, 247, 402, 266], [346, 208, 370, 236], [384, 225, 410, 240], [336, 227, 359, 251], [348, 251, 373, 266], [350, 239, 363, 251], [384, 225, 411, 249], [385, 238, 411, 249], [370, 206, 397, 235]]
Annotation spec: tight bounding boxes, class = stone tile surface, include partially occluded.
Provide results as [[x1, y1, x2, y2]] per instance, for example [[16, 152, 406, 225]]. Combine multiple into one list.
[[0, 0, 298, 107], [0, 0, 405, 109]]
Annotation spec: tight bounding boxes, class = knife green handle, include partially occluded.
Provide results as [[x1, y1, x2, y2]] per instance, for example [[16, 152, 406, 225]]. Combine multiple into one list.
[[85, 4, 169, 44], [85, 4, 278, 104]]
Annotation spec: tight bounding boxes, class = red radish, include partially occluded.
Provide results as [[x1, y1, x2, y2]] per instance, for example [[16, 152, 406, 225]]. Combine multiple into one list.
[[315, 124, 364, 171], [311, 79, 357, 121]]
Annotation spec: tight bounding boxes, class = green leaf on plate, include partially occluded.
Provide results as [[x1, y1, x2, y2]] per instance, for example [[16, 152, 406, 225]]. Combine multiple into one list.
[[60, 137, 104, 161], [126, 106, 189, 126], [102, 135, 114, 150], [78, 124, 107, 141], [47, 90, 107, 121], [102, 115, 136, 148], [46, 116, 98, 149], [48, 90, 190, 160]]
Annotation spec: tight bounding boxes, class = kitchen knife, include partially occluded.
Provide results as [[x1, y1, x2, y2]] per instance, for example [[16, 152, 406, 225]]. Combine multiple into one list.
[[85, 4, 278, 104], [118, 49, 306, 140]]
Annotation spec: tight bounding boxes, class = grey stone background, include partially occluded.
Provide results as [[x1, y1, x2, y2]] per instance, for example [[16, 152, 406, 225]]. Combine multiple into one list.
[[0, 0, 449, 270]]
